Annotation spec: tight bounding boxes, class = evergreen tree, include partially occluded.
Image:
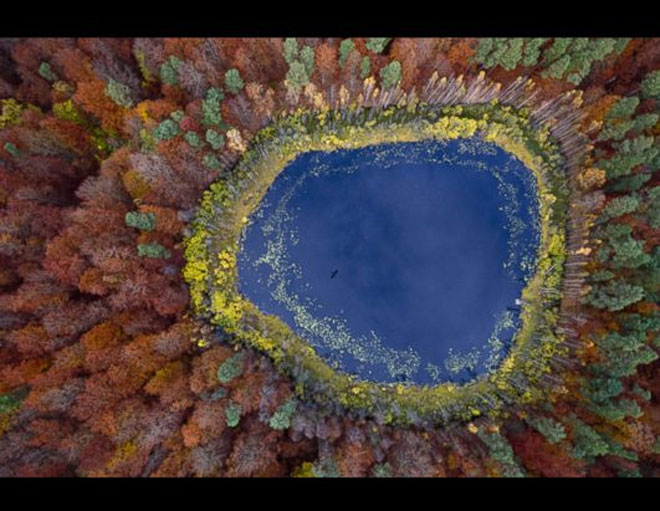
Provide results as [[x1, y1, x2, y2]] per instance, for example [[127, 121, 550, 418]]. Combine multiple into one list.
[[371, 463, 393, 477], [38, 62, 56, 82], [205, 128, 225, 150], [589, 38, 616, 60], [569, 417, 610, 461], [283, 38, 299, 64], [521, 38, 547, 67], [597, 194, 641, 223], [606, 173, 651, 193], [366, 38, 392, 54], [225, 402, 242, 427], [202, 87, 224, 127], [614, 38, 631, 54], [605, 97, 640, 120], [3, 142, 20, 157], [153, 119, 180, 141], [500, 38, 524, 71], [300, 46, 315, 77], [478, 430, 525, 477], [224, 68, 245, 94], [360, 56, 371, 79], [584, 377, 623, 403], [184, 131, 203, 148], [125, 211, 156, 231], [217, 352, 244, 383], [645, 186, 660, 228], [592, 331, 658, 377], [589, 398, 642, 422], [542, 38, 573, 65], [586, 279, 645, 311], [527, 416, 566, 444], [268, 398, 297, 430], [473, 38, 494, 64], [286, 61, 310, 92], [543, 54, 571, 80], [105, 79, 133, 108], [137, 242, 171, 259], [160, 56, 183, 85], [640, 69, 660, 99], [379, 61, 402, 89], [598, 120, 635, 142], [203, 153, 220, 169], [484, 38, 510, 69], [338, 39, 355, 68]]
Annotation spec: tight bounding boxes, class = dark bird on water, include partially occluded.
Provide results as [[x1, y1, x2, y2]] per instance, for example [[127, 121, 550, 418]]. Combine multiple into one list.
[[330, 269, 338, 279]]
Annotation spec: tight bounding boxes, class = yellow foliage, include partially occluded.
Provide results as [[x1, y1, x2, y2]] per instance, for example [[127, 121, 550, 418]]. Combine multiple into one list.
[[122, 170, 151, 201], [134, 49, 156, 83], [0, 99, 25, 129], [135, 102, 151, 123], [107, 439, 139, 471], [292, 462, 317, 478], [53, 100, 86, 124]]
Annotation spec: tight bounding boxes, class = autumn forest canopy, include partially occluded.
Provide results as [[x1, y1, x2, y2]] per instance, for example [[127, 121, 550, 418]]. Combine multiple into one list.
[[0, 36, 659, 478]]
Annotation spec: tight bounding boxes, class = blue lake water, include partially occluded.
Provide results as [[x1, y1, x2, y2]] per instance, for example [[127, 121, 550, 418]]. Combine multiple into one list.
[[237, 139, 540, 385]]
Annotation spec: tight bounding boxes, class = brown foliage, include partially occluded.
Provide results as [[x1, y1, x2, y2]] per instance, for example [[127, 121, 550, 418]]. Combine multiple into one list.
[[510, 429, 586, 477], [73, 79, 126, 133], [390, 39, 419, 91], [335, 439, 375, 477], [226, 422, 283, 477], [189, 345, 234, 395]]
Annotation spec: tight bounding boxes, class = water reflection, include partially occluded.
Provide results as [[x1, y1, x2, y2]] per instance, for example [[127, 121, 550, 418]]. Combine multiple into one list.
[[237, 138, 540, 384]]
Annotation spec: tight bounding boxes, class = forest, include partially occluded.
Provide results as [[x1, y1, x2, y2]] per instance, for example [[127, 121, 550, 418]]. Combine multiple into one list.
[[0, 36, 658, 478]]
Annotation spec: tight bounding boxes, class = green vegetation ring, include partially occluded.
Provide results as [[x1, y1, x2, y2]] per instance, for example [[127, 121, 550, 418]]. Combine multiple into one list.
[[183, 101, 570, 426]]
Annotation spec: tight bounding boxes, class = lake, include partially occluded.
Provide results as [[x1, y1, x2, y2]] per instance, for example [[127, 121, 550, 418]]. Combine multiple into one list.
[[237, 138, 540, 385]]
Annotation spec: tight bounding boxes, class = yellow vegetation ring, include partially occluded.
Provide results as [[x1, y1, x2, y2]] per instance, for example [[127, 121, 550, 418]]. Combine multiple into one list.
[[183, 102, 570, 426]]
